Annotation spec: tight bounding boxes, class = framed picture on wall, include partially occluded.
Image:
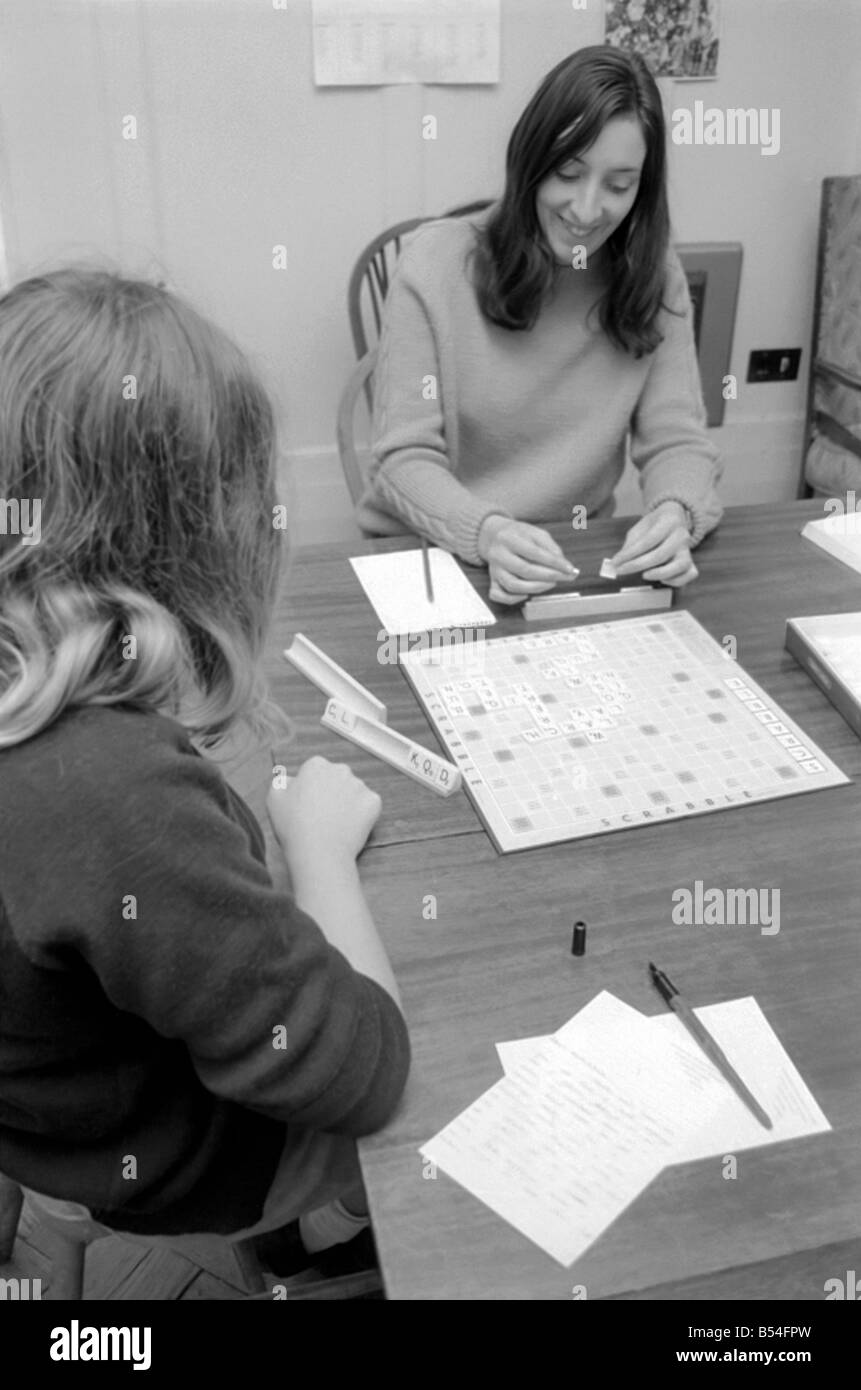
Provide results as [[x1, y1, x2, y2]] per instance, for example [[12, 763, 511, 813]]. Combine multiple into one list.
[[604, 0, 720, 80]]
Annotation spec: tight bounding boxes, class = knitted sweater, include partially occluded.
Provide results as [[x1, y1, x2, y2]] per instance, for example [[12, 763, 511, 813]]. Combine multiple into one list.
[[356, 216, 722, 565], [0, 705, 410, 1235]]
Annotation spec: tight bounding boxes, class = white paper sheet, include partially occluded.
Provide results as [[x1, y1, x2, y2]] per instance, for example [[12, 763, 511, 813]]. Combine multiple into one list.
[[495, 1035, 541, 1073], [645, 998, 831, 1160], [422, 995, 693, 1266], [445, 991, 833, 1264], [497, 995, 831, 1160], [312, 0, 500, 87], [350, 548, 495, 635]]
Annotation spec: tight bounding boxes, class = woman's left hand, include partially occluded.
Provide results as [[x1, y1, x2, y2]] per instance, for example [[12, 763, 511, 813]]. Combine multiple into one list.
[[609, 501, 698, 588]]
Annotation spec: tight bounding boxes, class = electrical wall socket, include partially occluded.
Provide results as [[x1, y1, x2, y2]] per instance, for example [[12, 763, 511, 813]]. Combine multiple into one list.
[[747, 348, 802, 382]]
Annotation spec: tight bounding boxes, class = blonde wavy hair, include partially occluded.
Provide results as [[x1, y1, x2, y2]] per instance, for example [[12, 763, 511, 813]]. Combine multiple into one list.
[[0, 268, 288, 750]]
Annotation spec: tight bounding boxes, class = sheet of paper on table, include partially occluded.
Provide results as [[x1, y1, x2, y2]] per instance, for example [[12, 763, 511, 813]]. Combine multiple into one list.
[[497, 994, 831, 1159], [421, 994, 713, 1267], [422, 992, 830, 1266], [350, 548, 496, 636]]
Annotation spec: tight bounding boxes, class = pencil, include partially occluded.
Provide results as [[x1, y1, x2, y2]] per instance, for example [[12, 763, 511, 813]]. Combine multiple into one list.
[[649, 963, 773, 1130], [421, 537, 435, 603]]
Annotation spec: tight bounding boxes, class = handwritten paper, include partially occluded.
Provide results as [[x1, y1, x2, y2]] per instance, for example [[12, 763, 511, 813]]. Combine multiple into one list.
[[646, 998, 831, 1160], [501, 995, 830, 1155], [437, 991, 831, 1265], [422, 996, 689, 1266], [350, 548, 495, 635], [312, 0, 500, 87], [421, 1044, 666, 1266]]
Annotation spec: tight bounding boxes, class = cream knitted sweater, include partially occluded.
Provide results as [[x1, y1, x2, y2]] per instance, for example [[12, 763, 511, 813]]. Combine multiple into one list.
[[356, 215, 722, 565]]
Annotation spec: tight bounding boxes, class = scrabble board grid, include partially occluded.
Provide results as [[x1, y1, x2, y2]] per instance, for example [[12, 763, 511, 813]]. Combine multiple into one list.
[[399, 612, 850, 854]]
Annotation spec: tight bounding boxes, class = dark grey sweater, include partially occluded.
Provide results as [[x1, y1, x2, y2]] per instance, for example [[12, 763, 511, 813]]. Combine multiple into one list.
[[0, 705, 409, 1235]]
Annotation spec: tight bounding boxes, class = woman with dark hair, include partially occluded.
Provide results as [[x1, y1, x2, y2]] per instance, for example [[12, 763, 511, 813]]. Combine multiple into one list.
[[357, 46, 722, 602]]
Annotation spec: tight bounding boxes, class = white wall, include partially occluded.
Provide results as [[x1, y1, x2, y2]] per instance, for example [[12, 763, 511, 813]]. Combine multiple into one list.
[[2, 0, 860, 543]]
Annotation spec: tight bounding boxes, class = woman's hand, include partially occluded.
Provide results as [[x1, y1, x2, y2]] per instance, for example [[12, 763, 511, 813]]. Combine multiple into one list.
[[609, 502, 698, 587], [267, 756, 382, 867], [478, 515, 578, 604]]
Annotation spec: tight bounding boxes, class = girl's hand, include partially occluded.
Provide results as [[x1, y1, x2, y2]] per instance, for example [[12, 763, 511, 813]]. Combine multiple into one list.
[[478, 515, 578, 605], [267, 756, 382, 866], [609, 502, 698, 588]]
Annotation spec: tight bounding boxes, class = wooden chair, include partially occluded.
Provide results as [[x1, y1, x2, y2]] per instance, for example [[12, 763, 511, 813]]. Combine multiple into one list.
[[348, 218, 425, 369], [0, 1172, 381, 1300], [347, 200, 491, 366], [340, 200, 491, 508], [336, 346, 377, 508]]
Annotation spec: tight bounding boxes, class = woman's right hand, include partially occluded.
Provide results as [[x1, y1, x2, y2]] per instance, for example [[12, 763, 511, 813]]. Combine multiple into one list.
[[478, 515, 578, 604], [267, 756, 382, 866]]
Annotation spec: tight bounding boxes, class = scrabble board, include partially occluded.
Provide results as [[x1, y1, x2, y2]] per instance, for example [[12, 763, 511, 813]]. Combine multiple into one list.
[[399, 611, 849, 853]]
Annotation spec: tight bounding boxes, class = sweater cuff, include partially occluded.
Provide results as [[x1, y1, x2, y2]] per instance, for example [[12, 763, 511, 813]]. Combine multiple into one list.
[[646, 494, 707, 548], [455, 503, 513, 567]]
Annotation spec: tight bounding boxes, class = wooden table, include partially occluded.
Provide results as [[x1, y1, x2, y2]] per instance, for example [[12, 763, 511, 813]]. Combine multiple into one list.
[[242, 500, 861, 1300]]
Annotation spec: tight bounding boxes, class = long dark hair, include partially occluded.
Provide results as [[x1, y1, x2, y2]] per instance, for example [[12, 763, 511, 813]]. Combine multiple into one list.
[[473, 46, 671, 356]]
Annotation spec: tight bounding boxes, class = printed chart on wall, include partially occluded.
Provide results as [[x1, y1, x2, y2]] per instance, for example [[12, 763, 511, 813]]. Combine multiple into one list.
[[311, 0, 500, 87], [399, 612, 849, 853]]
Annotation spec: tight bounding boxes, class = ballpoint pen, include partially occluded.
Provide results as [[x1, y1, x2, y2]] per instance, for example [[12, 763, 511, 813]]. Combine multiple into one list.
[[649, 963, 773, 1130]]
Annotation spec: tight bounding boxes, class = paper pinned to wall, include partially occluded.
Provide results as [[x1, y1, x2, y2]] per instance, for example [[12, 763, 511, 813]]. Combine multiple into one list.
[[312, 0, 500, 87]]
